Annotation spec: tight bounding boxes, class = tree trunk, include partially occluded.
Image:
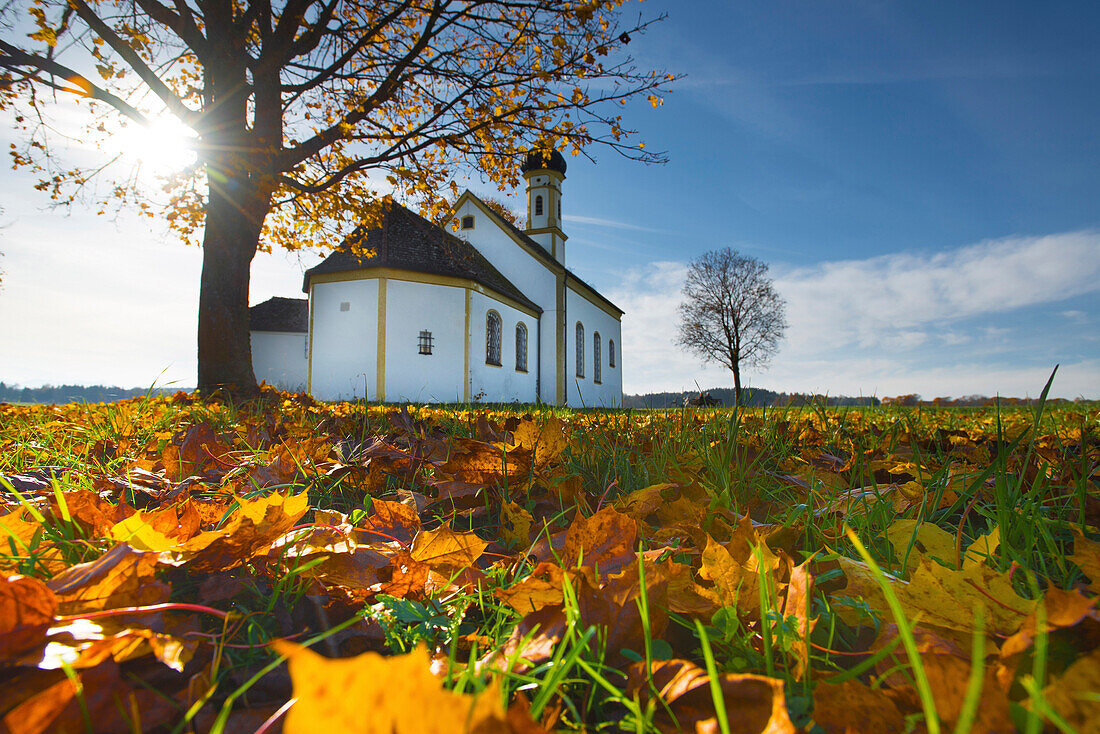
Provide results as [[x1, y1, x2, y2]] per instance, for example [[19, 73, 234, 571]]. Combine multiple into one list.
[[195, 11, 270, 396], [196, 178, 264, 394], [732, 365, 742, 407]]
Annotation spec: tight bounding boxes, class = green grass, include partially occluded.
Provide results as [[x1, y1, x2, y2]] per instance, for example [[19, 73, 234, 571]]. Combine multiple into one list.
[[0, 388, 1097, 732]]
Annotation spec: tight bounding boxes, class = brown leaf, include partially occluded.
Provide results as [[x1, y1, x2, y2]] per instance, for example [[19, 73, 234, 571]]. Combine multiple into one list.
[[626, 658, 796, 734], [47, 544, 168, 615], [561, 505, 636, 574], [0, 574, 58, 658], [355, 498, 421, 547], [1070, 527, 1100, 587], [1042, 647, 1100, 732], [613, 483, 678, 520], [1, 660, 176, 734], [811, 679, 905, 733], [495, 562, 566, 614], [410, 524, 488, 573], [500, 500, 534, 547], [161, 421, 234, 481], [483, 605, 568, 672], [171, 490, 310, 572]]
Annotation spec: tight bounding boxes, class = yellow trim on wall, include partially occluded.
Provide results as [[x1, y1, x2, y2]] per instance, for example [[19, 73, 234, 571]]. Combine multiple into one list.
[[376, 278, 387, 402], [565, 277, 623, 321], [524, 226, 569, 241], [463, 288, 471, 402], [556, 272, 566, 406], [306, 285, 315, 394], [308, 267, 539, 319]]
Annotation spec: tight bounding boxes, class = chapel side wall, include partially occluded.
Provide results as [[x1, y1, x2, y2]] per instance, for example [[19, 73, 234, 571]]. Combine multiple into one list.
[[453, 200, 560, 402], [250, 331, 308, 392], [309, 279, 379, 401], [383, 280, 467, 403], [565, 287, 622, 408], [469, 290, 538, 404]]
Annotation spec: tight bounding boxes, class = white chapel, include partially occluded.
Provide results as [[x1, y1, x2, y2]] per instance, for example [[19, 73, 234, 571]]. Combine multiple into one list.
[[249, 152, 623, 407]]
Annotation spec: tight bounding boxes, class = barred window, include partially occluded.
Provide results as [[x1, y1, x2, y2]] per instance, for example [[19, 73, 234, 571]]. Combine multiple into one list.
[[535, 195, 544, 216], [515, 323, 528, 372], [593, 332, 602, 384], [609, 339, 616, 368], [486, 311, 502, 366], [575, 322, 584, 378], [418, 330, 433, 355]]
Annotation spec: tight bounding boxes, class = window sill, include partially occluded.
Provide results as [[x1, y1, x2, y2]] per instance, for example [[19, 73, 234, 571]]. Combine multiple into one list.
[[515, 368, 529, 374], [485, 362, 503, 368]]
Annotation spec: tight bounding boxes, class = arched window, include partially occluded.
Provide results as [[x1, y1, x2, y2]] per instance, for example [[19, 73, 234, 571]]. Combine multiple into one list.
[[535, 195, 544, 216], [486, 311, 502, 366], [515, 323, 528, 372], [575, 322, 585, 378], [460, 215, 474, 230], [593, 332, 602, 384], [609, 339, 616, 368]]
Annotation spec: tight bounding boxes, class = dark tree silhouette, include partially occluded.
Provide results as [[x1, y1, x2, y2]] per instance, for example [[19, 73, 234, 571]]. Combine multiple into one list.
[[677, 248, 787, 406]]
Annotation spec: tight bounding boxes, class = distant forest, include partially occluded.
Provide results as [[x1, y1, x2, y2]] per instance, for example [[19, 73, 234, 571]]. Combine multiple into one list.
[[622, 387, 879, 409], [0, 383, 182, 404]]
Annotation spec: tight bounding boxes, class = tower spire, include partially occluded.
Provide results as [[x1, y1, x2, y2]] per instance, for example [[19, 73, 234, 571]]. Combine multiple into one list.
[[521, 150, 568, 265]]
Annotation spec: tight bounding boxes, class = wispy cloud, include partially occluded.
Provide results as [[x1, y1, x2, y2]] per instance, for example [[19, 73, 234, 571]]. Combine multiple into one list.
[[563, 214, 671, 234], [773, 230, 1100, 354], [607, 231, 1100, 398]]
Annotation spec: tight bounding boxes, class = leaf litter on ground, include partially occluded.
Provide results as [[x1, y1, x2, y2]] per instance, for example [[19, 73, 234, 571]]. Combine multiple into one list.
[[0, 389, 1097, 732]]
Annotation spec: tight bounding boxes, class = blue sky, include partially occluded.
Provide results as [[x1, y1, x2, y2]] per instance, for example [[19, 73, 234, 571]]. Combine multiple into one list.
[[1, 0, 1097, 398]]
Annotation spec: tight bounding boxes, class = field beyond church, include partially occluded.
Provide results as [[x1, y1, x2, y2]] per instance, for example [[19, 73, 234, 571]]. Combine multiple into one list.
[[1, 392, 1097, 732]]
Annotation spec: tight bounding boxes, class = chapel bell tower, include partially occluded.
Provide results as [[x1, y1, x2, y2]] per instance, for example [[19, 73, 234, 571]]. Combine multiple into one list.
[[521, 150, 568, 265]]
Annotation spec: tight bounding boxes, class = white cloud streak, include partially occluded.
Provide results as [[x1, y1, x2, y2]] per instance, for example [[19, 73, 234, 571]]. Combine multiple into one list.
[[773, 231, 1100, 355]]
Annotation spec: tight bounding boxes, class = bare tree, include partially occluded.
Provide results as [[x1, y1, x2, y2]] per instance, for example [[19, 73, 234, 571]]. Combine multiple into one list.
[[676, 249, 787, 406]]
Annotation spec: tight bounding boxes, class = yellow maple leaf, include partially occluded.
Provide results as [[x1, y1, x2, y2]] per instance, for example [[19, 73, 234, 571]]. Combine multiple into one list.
[[275, 642, 509, 733]]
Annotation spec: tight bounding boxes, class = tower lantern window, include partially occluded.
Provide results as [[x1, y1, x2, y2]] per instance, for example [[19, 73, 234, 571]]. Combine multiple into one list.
[[535, 195, 544, 216]]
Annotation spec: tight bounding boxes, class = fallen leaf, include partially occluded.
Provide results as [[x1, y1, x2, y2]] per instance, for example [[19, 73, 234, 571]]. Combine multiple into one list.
[[1042, 647, 1100, 733], [500, 501, 533, 547], [410, 524, 488, 573], [561, 505, 636, 574], [886, 519, 958, 573], [275, 641, 525, 733], [46, 544, 168, 615], [0, 575, 57, 657], [811, 679, 904, 733], [626, 658, 796, 734]]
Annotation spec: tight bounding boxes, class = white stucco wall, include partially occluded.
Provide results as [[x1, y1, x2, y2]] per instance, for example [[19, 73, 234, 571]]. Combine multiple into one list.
[[251, 331, 308, 391], [468, 290, 538, 404], [453, 199, 560, 399], [309, 278, 379, 401], [382, 279, 467, 403], [566, 286, 622, 408]]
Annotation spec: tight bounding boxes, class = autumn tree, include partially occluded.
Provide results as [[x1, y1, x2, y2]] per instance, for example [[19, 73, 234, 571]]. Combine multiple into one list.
[[676, 248, 787, 406], [0, 0, 675, 393]]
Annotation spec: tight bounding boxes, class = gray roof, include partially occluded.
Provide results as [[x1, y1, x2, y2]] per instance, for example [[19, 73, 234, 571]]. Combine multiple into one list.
[[303, 202, 540, 314], [249, 297, 308, 333]]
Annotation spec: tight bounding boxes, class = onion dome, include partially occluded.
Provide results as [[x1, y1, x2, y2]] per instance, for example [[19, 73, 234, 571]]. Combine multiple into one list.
[[520, 149, 567, 175]]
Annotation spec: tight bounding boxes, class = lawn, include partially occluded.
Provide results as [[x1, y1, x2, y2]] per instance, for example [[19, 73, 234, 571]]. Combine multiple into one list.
[[1, 387, 1097, 733]]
